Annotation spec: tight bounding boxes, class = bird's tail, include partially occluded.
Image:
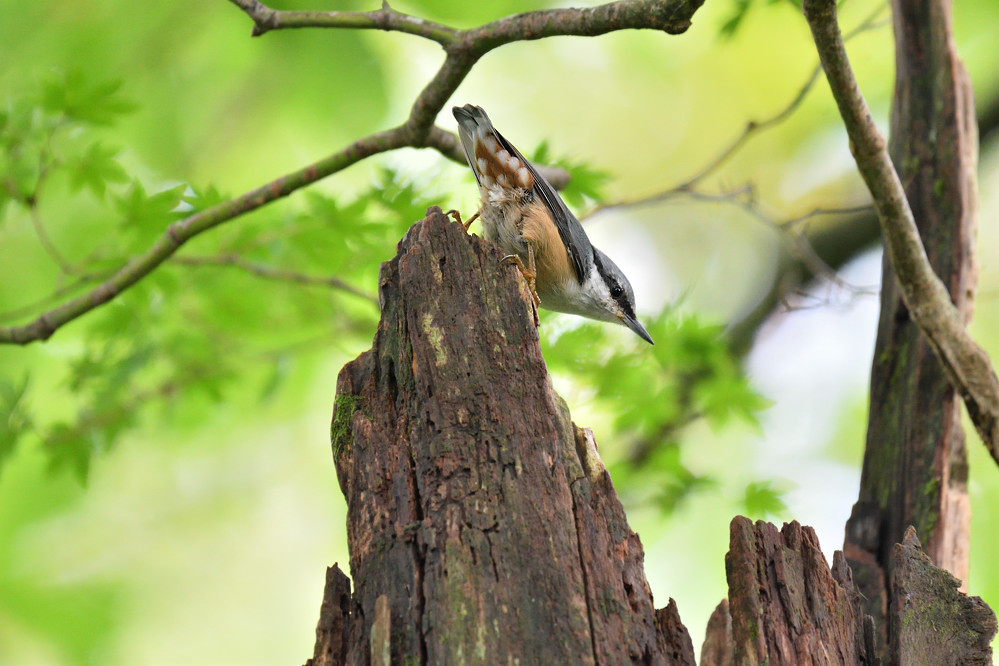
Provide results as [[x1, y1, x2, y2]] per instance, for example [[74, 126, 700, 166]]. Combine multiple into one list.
[[452, 105, 492, 186], [452, 104, 534, 192]]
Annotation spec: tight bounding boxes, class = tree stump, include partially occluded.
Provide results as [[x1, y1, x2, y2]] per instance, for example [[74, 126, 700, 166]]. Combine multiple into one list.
[[315, 207, 695, 664], [891, 527, 996, 665]]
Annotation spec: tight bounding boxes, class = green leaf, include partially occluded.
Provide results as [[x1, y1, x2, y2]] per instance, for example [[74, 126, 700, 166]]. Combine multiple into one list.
[[181, 183, 228, 214], [6, 140, 44, 200], [695, 370, 771, 429], [529, 141, 610, 208], [45, 423, 95, 484], [647, 444, 718, 513], [743, 480, 789, 519], [530, 139, 552, 165], [42, 70, 136, 126], [719, 0, 753, 39], [68, 142, 129, 198], [115, 180, 187, 239]]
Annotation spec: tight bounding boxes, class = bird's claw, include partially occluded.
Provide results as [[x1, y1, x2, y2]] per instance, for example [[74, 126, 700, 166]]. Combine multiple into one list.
[[502, 249, 541, 327], [446, 208, 480, 232]]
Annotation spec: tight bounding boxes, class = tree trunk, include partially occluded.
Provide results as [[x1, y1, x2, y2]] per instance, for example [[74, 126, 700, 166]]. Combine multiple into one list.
[[843, 0, 978, 653], [314, 207, 696, 664]]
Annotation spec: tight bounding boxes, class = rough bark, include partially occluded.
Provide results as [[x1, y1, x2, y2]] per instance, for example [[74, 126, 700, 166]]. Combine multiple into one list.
[[890, 527, 997, 665], [700, 599, 734, 666], [305, 564, 352, 666], [700, 518, 993, 665], [310, 208, 995, 665], [321, 207, 687, 664], [843, 0, 978, 651], [711, 518, 874, 665], [655, 598, 697, 666]]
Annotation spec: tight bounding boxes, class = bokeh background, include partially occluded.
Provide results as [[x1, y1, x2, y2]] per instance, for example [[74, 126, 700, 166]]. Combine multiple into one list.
[[1, 0, 998, 663]]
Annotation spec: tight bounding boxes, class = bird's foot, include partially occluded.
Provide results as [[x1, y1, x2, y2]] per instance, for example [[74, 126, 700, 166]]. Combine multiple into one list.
[[446, 208, 480, 232], [502, 249, 541, 327]]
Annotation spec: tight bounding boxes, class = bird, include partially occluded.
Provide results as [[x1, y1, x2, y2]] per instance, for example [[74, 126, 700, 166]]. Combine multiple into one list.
[[451, 104, 653, 345]]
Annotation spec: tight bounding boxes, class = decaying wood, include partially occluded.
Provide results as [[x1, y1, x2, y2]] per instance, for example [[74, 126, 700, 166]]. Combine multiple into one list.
[[891, 527, 996, 665], [322, 207, 687, 664], [305, 564, 351, 666], [700, 599, 733, 666], [706, 517, 874, 665], [700, 517, 994, 666], [311, 208, 996, 665], [655, 598, 697, 666]]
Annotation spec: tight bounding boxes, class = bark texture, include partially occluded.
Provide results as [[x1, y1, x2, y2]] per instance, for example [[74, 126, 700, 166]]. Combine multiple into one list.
[[843, 0, 978, 649], [700, 599, 734, 666], [700, 518, 994, 665], [656, 598, 697, 666], [705, 518, 875, 665], [310, 208, 996, 665], [891, 527, 996, 665], [321, 207, 688, 664], [305, 564, 352, 666]]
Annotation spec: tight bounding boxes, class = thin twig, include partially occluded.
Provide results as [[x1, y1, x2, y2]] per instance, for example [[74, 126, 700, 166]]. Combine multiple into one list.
[[227, 0, 458, 44], [779, 203, 873, 230], [587, 184, 870, 295], [804, 0, 999, 458], [28, 203, 77, 274], [0, 128, 406, 344], [637, 2, 889, 195], [0, 270, 111, 324], [170, 254, 378, 304]]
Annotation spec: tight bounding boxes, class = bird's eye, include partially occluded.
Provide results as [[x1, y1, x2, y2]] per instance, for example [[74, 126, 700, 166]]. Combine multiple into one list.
[[610, 284, 624, 299]]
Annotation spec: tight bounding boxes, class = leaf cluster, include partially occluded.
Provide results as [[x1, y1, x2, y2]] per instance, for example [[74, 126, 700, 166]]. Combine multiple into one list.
[[542, 307, 774, 515], [0, 70, 133, 217], [0, 72, 448, 482]]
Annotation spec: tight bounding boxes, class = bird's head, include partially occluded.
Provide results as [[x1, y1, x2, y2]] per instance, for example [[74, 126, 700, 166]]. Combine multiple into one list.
[[579, 248, 653, 344]]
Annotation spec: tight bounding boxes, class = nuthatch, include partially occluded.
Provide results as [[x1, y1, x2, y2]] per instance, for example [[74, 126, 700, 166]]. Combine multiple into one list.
[[452, 104, 653, 344]]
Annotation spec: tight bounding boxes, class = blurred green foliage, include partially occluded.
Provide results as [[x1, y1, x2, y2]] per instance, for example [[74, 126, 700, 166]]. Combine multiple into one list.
[[0, 61, 766, 493], [543, 309, 773, 511]]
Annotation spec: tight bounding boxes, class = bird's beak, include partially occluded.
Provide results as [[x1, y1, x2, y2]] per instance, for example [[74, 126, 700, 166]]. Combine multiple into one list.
[[619, 312, 654, 345]]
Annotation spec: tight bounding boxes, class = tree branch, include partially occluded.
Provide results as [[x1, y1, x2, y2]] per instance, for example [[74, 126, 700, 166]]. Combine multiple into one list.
[[228, 0, 458, 44], [170, 254, 377, 304], [28, 203, 78, 275], [803, 0, 999, 459], [230, 0, 702, 44], [0, 128, 407, 344]]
